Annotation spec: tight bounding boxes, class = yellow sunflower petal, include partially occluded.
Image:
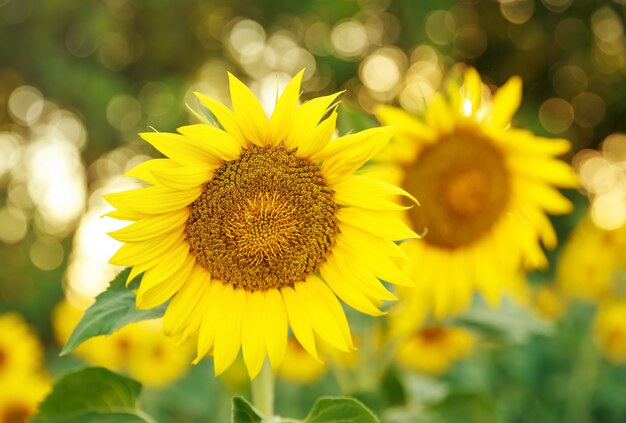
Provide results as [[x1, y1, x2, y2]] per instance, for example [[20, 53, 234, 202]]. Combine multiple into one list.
[[194, 92, 246, 145], [333, 175, 416, 211], [269, 69, 304, 145], [107, 209, 189, 242], [163, 265, 211, 337], [105, 186, 201, 215], [462, 67, 483, 113], [139, 132, 223, 166], [176, 124, 242, 161], [264, 289, 288, 369], [336, 208, 418, 241], [228, 72, 269, 146], [194, 281, 224, 363], [242, 291, 267, 379], [137, 255, 195, 309], [150, 163, 214, 191], [319, 126, 396, 183], [125, 158, 176, 185], [294, 276, 352, 352], [285, 92, 342, 150], [109, 227, 184, 266], [296, 111, 337, 158], [213, 285, 246, 376], [281, 287, 318, 359]]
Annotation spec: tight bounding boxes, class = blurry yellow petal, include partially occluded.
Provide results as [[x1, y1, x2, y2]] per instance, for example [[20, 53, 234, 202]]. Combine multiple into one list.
[[463, 67, 482, 112], [490, 75, 522, 128], [375, 105, 436, 142], [425, 93, 454, 134]]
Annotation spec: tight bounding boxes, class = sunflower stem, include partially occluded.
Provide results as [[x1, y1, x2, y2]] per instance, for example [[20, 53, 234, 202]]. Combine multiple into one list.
[[251, 360, 275, 422]]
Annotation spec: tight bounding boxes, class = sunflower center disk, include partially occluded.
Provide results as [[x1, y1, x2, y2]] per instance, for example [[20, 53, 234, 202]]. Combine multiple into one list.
[[185, 145, 338, 291], [404, 130, 509, 249]]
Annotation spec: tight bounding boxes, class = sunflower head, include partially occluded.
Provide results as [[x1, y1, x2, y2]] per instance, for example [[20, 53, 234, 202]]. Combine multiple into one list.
[[104, 70, 415, 378], [594, 300, 626, 364], [395, 325, 475, 375], [375, 67, 578, 331], [0, 313, 44, 384]]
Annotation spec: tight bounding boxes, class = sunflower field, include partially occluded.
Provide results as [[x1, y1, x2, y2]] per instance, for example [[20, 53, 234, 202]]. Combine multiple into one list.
[[2, 1, 626, 422]]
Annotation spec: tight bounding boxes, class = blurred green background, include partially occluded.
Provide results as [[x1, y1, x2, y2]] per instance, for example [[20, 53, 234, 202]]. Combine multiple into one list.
[[1, 0, 626, 422]]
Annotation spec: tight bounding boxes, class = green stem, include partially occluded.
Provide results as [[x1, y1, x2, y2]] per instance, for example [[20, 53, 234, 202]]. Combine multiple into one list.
[[563, 324, 601, 423], [251, 360, 275, 422]]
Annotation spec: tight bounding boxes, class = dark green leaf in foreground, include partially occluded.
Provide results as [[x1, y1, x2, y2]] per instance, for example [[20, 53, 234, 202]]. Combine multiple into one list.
[[61, 268, 167, 355], [33, 367, 151, 423], [231, 396, 262, 423], [305, 397, 379, 423]]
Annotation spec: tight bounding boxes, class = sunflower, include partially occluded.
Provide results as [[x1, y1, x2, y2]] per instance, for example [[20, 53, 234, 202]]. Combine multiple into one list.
[[105, 71, 416, 378], [277, 337, 326, 383], [375, 67, 577, 332], [594, 300, 626, 364], [0, 375, 50, 423], [0, 313, 44, 383], [395, 325, 475, 375], [53, 299, 193, 387]]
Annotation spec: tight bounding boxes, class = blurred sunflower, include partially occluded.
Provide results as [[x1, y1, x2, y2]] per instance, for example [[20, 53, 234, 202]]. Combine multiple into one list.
[[594, 301, 626, 364], [53, 299, 193, 387], [0, 375, 50, 423], [557, 214, 626, 302], [395, 325, 475, 375], [375, 67, 577, 332], [105, 71, 415, 378], [0, 313, 44, 383], [277, 338, 326, 383]]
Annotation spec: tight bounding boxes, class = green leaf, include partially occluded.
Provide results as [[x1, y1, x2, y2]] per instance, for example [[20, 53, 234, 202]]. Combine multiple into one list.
[[61, 268, 167, 355], [456, 297, 553, 344], [231, 397, 262, 423], [33, 367, 152, 423], [305, 397, 379, 423], [430, 392, 500, 423], [337, 104, 377, 136]]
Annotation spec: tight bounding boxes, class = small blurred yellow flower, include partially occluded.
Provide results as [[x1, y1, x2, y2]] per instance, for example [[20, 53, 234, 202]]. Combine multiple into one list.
[[594, 301, 626, 364], [0, 313, 44, 384], [375, 66, 577, 333], [396, 326, 475, 375], [533, 286, 568, 321], [558, 214, 626, 302], [0, 374, 50, 423], [277, 338, 326, 383], [53, 299, 193, 387]]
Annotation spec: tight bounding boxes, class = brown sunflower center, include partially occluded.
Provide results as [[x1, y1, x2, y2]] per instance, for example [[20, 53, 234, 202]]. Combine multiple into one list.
[[404, 130, 509, 249], [186, 145, 338, 291]]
